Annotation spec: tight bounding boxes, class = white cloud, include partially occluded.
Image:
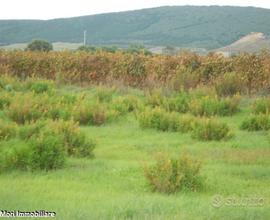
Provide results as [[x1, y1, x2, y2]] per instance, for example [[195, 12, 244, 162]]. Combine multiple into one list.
[[1, 0, 270, 20]]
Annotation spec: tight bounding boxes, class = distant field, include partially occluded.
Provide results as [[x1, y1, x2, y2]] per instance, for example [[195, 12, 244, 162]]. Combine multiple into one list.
[[0, 42, 83, 51]]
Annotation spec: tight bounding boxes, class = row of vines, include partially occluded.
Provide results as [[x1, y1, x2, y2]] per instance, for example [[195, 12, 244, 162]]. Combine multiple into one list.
[[1, 50, 270, 95]]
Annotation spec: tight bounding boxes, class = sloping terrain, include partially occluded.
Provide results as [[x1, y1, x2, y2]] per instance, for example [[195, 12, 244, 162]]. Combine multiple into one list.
[[1, 6, 270, 49]]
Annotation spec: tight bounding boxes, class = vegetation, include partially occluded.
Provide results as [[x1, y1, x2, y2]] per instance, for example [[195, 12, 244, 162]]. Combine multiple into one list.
[[144, 153, 202, 193], [2, 6, 270, 49], [26, 40, 53, 52], [0, 54, 269, 219]]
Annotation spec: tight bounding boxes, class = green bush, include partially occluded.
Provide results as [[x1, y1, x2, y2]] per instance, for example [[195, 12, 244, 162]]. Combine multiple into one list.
[[0, 144, 30, 171], [0, 119, 17, 141], [189, 95, 240, 116], [214, 72, 243, 97], [27, 79, 54, 94], [138, 107, 174, 131], [111, 95, 141, 115], [192, 118, 232, 141], [19, 120, 95, 158], [0, 92, 12, 110], [146, 89, 165, 108], [5, 93, 44, 124], [46, 120, 95, 158], [144, 153, 202, 194], [0, 133, 66, 172], [252, 98, 270, 114], [240, 114, 270, 131], [137, 108, 194, 133], [26, 40, 53, 52], [28, 133, 66, 170], [95, 86, 115, 102], [0, 75, 22, 91], [73, 102, 107, 126], [165, 92, 190, 113]]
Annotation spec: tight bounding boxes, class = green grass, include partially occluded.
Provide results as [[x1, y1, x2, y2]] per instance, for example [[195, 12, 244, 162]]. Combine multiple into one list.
[[0, 87, 269, 219]]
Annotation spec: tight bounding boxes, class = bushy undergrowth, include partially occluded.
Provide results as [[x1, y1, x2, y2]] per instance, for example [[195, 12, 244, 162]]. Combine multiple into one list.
[[0, 119, 17, 140], [192, 118, 232, 141], [252, 98, 270, 114], [19, 120, 95, 158], [214, 72, 243, 97], [240, 114, 270, 131], [189, 95, 240, 116], [5, 93, 46, 124], [165, 92, 190, 113], [72, 102, 108, 126], [0, 119, 96, 172], [0, 92, 12, 110], [111, 95, 142, 115], [137, 107, 194, 132], [144, 153, 203, 194]]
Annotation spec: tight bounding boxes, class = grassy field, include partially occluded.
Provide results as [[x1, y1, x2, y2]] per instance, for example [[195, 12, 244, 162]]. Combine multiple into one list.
[[0, 81, 269, 220]]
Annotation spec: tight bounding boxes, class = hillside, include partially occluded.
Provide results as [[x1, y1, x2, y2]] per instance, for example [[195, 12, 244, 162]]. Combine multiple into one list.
[[1, 6, 270, 49], [214, 32, 270, 54]]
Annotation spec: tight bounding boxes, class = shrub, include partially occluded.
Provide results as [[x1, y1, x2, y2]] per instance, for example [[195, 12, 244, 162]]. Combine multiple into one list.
[[0, 92, 12, 110], [189, 95, 240, 116], [95, 86, 115, 102], [252, 98, 270, 114], [0, 133, 66, 172], [240, 114, 270, 131], [46, 120, 95, 158], [28, 133, 66, 170], [73, 102, 107, 126], [165, 92, 190, 113], [0, 75, 22, 91], [171, 66, 200, 91], [0, 119, 17, 141], [192, 118, 232, 141], [0, 144, 30, 171], [144, 153, 202, 194], [138, 107, 173, 131], [26, 79, 54, 94], [19, 120, 95, 158], [5, 93, 44, 124], [214, 72, 243, 97], [111, 95, 141, 115], [137, 107, 194, 133], [146, 89, 165, 108], [26, 40, 53, 52], [18, 121, 46, 140]]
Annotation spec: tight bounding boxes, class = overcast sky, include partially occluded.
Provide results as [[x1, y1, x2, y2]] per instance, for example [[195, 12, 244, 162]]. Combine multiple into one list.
[[1, 0, 270, 20]]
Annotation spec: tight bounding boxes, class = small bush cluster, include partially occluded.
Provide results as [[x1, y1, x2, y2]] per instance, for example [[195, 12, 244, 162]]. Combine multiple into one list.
[[192, 118, 232, 141], [72, 102, 107, 126], [189, 95, 240, 116], [214, 72, 243, 97], [144, 153, 202, 194], [252, 98, 270, 114], [0, 92, 12, 110], [240, 114, 270, 131], [111, 95, 141, 115], [138, 108, 194, 132], [0, 119, 17, 141], [5, 93, 46, 124], [165, 92, 190, 113], [0, 119, 96, 172]]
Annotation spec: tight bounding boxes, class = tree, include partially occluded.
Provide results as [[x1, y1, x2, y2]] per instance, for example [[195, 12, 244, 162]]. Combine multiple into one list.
[[26, 40, 53, 52]]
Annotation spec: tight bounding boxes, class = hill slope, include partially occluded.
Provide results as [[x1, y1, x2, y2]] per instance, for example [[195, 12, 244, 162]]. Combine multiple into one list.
[[214, 32, 270, 53], [1, 6, 270, 49]]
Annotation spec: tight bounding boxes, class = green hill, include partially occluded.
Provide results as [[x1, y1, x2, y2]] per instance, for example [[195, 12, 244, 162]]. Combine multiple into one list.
[[1, 6, 270, 49]]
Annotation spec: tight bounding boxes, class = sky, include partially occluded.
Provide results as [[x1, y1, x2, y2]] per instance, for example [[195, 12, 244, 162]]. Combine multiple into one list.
[[1, 0, 270, 20]]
